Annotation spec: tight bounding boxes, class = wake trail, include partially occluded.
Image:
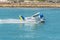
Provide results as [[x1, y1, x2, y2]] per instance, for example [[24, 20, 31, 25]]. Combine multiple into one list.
[[0, 19, 37, 24], [0, 19, 20, 24]]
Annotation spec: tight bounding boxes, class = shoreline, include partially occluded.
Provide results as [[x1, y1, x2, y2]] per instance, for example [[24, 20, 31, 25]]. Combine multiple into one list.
[[0, 3, 60, 8]]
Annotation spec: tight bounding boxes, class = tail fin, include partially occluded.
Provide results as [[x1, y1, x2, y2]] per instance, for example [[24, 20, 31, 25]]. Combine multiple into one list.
[[19, 16, 23, 21], [19, 16, 25, 21]]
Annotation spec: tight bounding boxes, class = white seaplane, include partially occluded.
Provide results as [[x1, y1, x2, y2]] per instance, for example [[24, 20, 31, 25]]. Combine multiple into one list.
[[19, 12, 45, 23], [0, 12, 45, 24]]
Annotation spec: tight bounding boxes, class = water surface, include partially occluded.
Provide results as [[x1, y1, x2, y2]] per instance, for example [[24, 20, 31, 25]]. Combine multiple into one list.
[[0, 8, 60, 40]]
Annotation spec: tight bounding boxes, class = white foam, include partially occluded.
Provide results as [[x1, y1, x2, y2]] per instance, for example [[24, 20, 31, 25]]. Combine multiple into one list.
[[0, 19, 36, 24], [0, 19, 20, 24]]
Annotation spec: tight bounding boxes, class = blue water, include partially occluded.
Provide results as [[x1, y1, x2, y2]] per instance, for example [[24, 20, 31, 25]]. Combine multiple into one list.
[[0, 8, 60, 40]]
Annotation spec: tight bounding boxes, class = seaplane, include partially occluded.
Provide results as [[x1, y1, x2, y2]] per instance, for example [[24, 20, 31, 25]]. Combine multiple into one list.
[[19, 12, 45, 23], [0, 12, 45, 24]]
